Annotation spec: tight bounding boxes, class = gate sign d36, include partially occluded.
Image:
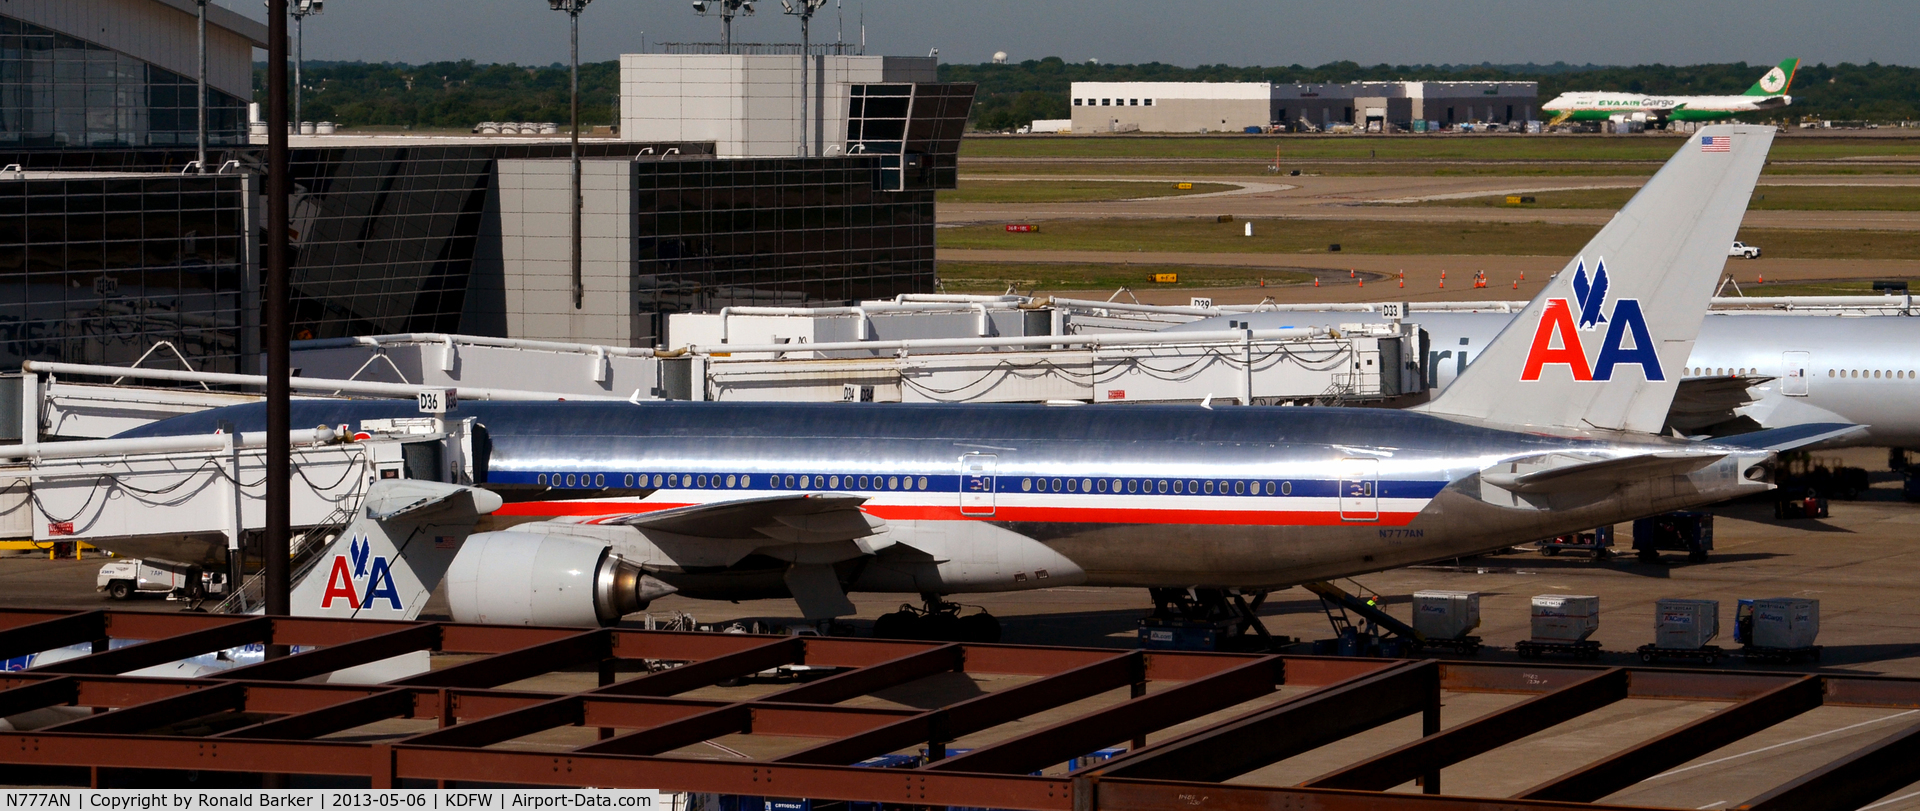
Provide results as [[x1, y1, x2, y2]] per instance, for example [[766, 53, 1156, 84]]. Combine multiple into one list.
[[417, 388, 458, 414]]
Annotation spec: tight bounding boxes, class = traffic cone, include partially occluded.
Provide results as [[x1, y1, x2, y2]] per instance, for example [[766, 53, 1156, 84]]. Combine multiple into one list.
[[1349, 269, 1355, 278], [1757, 274, 1764, 284], [1512, 280, 1519, 289], [1438, 279, 1445, 289], [1358, 278, 1364, 287], [1313, 277, 1320, 287], [1399, 278, 1405, 289], [1519, 271, 1525, 281]]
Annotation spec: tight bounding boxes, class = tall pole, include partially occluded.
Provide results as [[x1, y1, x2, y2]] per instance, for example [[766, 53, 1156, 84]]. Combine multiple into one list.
[[265, 0, 291, 641], [799, 14, 808, 157], [569, 5, 582, 310], [294, 14, 303, 127], [195, 0, 207, 173]]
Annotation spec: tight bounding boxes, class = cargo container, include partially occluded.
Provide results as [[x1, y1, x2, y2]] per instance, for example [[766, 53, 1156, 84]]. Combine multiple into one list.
[[1654, 599, 1719, 649], [1413, 591, 1481, 639], [1741, 598, 1820, 649], [1531, 595, 1600, 642]]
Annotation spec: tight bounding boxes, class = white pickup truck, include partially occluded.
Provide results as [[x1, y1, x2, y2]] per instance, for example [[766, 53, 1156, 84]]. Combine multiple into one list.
[[1730, 241, 1762, 259], [96, 559, 222, 601]]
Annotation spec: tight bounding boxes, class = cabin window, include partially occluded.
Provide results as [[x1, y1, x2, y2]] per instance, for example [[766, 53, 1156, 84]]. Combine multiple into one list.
[[1235, 481, 1246, 495], [537, 474, 547, 485], [1022, 478, 1033, 492], [1264, 481, 1275, 495], [595, 474, 605, 487], [1188, 480, 1200, 493], [1157, 480, 1168, 493], [887, 476, 898, 490], [858, 476, 870, 489], [1097, 479, 1109, 493], [1067, 478, 1078, 492], [1281, 481, 1292, 495], [1128, 479, 1139, 493]]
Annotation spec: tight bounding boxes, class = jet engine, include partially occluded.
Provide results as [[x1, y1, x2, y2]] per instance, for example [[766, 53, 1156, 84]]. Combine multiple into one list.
[[446, 531, 677, 626]]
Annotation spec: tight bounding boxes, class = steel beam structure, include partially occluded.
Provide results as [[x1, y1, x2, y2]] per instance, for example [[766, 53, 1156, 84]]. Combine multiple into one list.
[[7, 610, 1920, 811]]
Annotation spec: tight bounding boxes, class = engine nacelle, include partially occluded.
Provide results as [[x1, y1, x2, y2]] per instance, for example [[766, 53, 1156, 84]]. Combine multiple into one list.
[[447, 531, 677, 626]]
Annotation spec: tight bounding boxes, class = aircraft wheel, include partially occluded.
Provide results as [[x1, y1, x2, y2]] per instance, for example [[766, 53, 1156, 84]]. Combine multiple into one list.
[[873, 610, 916, 640], [920, 612, 962, 642], [107, 581, 133, 601], [958, 612, 1002, 644]]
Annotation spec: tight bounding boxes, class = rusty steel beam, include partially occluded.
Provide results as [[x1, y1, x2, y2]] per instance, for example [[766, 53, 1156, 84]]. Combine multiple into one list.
[[0, 731, 372, 776], [1093, 777, 1654, 811], [760, 643, 963, 705], [220, 688, 418, 740], [99, 611, 250, 640], [1307, 667, 1632, 792], [0, 609, 71, 633], [608, 629, 806, 663], [395, 747, 1075, 809], [42, 682, 247, 734], [38, 617, 273, 676], [434, 623, 579, 654], [573, 704, 753, 756], [927, 657, 1281, 775], [789, 637, 949, 669], [775, 651, 1143, 766], [595, 637, 804, 697], [1517, 675, 1826, 803], [403, 696, 585, 749], [220, 624, 443, 682], [1739, 717, 1920, 811], [0, 611, 106, 661], [958, 645, 1136, 677], [1090, 660, 1437, 783], [1821, 674, 1920, 709], [0, 676, 79, 717], [397, 629, 609, 688]]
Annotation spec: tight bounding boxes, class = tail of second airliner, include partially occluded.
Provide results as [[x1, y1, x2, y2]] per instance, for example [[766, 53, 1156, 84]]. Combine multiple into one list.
[[1421, 123, 1774, 433], [287, 478, 502, 622], [1744, 59, 1799, 96]]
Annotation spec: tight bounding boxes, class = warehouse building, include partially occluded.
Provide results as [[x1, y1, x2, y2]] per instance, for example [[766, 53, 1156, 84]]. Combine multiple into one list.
[[1, 1, 974, 366], [1071, 80, 1538, 133]]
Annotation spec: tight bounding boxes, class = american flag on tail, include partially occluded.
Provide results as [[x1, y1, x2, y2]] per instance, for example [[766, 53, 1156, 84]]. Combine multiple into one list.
[[1700, 135, 1731, 152]]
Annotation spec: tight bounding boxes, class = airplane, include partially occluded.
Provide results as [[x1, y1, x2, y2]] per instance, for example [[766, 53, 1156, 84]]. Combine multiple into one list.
[[1171, 311, 1920, 448], [88, 123, 1838, 642], [1542, 59, 1798, 127]]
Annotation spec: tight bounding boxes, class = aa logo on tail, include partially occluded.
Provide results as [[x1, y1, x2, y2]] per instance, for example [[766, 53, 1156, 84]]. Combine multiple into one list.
[[320, 535, 403, 610], [1522, 258, 1664, 382]]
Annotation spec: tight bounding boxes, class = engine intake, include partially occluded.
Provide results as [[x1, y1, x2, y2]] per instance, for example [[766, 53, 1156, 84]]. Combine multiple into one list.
[[446, 532, 677, 626]]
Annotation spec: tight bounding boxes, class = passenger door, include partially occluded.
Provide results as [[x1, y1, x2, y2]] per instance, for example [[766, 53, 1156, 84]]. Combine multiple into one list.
[[1339, 458, 1380, 522], [1782, 351, 1810, 397], [960, 454, 997, 517]]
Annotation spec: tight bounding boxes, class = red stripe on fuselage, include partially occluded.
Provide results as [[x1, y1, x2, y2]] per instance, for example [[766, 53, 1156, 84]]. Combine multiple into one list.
[[494, 500, 1420, 527]]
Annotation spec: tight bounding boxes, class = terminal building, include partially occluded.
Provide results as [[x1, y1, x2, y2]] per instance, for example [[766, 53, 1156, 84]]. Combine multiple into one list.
[[1, 0, 973, 373], [1070, 80, 1538, 133]]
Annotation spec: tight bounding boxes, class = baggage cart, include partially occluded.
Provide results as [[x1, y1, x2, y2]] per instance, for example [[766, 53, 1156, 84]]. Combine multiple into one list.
[[1633, 512, 1714, 562], [1516, 639, 1603, 660], [1636, 644, 1726, 665], [1536, 526, 1614, 559]]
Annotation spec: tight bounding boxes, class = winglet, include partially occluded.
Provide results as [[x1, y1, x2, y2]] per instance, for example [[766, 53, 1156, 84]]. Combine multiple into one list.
[[1419, 124, 1775, 433], [1745, 59, 1799, 96]]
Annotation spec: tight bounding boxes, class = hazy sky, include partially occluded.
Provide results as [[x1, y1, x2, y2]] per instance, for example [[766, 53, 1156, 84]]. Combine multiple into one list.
[[218, 0, 1918, 68]]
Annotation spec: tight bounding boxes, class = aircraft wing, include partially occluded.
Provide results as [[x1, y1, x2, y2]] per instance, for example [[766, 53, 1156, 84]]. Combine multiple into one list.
[[1666, 374, 1770, 432], [1710, 422, 1867, 452], [603, 492, 885, 544], [1482, 451, 1725, 494]]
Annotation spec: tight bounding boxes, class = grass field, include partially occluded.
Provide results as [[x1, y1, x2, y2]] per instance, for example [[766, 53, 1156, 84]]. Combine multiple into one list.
[[960, 134, 1920, 162], [938, 218, 1920, 259], [936, 180, 1237, 204], [936, 261, 1314, 293], [1722, 279, 1914, 296], [1411, 185, 1920, 211]]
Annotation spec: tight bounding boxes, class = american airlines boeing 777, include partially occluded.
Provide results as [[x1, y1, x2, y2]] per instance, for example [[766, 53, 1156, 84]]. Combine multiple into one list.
[[103, 124, 1840, 638]]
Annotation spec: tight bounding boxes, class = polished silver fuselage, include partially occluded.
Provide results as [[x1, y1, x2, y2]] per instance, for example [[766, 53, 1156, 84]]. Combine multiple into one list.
[[131, 400, 1771, 596]]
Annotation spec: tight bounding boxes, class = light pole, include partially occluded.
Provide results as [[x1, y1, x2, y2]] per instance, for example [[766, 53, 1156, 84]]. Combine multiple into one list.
[[195, 0, 207, 173], [291, 0, 322, 127], [692, 0, 754, 53], [548, 0, 592, 310], [781, 0, 826, 156]]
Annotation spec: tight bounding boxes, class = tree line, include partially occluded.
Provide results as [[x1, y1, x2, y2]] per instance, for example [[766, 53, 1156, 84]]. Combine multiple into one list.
[[258, 58, 1920, 132]]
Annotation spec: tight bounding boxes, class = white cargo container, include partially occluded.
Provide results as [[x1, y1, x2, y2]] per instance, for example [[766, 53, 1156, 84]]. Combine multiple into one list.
[[1413, 590, 1481, 639], [1531, 595, 1600, 642], [1752, 598, 1820, 649], [1654, 599, 1719, 649]]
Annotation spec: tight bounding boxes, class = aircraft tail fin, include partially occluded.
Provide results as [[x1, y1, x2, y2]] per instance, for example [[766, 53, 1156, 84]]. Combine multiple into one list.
[[287, 479, 503, 622], [1744, 59, 1799, 96], [1420, 124, 1774, 433]]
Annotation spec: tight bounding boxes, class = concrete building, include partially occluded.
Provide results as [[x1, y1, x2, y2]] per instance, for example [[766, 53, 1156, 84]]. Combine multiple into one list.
[[1, 0, 265, 147], [1070, 80, 1538, 133], [1070, 82, 1270, 134], [2, 5, 976, 359]]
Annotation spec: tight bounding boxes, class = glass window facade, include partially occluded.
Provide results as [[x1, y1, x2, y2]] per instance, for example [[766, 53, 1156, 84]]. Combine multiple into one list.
[[0, 14, 247, 148], [0, 172, 248, 372], [633, 156, 935, 340], [846, 83, 972, 191]]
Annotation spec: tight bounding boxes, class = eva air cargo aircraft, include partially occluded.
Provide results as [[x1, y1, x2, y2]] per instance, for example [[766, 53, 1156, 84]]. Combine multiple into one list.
[[1543, 59, 1798, 126]]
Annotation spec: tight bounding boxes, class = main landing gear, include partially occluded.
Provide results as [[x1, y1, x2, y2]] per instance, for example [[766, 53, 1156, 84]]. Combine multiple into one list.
[[873, 594, 1002, 643]]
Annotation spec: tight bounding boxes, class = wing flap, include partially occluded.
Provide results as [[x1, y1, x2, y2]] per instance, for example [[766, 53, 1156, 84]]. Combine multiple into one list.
[[608, 492, 882, 543], [1712, 422, 1867, 452], [1482, 451, 1725, 494]]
